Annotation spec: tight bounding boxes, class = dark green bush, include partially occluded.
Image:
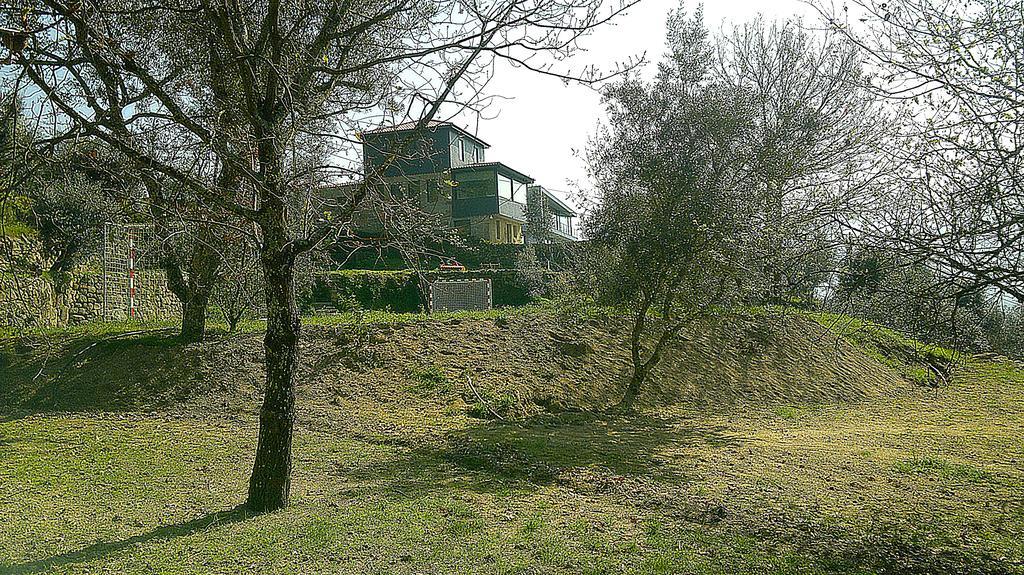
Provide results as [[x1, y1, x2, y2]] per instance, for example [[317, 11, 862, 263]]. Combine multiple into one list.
[[308, 270, 422, 312], [307, 268, 569, 312]]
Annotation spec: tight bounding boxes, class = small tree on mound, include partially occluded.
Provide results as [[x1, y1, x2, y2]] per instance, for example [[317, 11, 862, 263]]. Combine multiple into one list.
[[582, 7, 759, 411]]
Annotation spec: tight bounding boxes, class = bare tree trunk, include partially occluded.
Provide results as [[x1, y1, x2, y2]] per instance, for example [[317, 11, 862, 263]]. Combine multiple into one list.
[[617, 298, 688, 412], [147, 178, 222, 343], [618, 368, 646, 412], [180, 290, 210, 342], [617, 303, 650, 412], [246, 201, 299, 513], [171, 245, 221, 343]]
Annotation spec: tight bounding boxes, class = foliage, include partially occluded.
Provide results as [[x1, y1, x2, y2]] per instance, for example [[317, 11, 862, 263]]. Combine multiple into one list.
[[581, 7, 760, 408], [523, 186, 557, 244], [513, 245, 553, 300], [27, 169, 115, 277], [309, 268, 567, 313], [814, 0, 1024, 303], [713, 16, 887, 304], [828, 245, 1021, 357], [2, 111, 116, 275], [0, 195, 34, 239], [310, 270, 423, 313], [211, 239, 263, 333]]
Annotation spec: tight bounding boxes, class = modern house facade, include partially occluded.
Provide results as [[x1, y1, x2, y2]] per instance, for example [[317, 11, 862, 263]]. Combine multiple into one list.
[[338, 121, 576, 245]]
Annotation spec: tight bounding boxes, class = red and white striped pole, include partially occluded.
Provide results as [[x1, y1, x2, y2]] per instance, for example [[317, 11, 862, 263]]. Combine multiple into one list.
[[128, 235, 136, 319]]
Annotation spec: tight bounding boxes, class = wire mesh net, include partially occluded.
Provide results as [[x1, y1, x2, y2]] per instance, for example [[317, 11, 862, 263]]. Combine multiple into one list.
[[428, 279, 492, 313], [102, 223, 163, 321]]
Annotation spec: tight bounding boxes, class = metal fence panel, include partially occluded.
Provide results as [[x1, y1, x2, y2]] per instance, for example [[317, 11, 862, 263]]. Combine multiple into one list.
[[428, 279, 492, 313], [102, 223, 160, 321]]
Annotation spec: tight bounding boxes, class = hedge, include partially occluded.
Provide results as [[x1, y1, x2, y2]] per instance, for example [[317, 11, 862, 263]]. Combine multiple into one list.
[[330, 240, 577, 272], [308, 268, 567, 312], [308, 270, 422, 313]]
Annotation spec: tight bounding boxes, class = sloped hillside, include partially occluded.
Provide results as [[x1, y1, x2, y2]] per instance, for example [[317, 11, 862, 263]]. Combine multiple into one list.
[[3, 310, 1019, 575], [0, 310, 912, 422]]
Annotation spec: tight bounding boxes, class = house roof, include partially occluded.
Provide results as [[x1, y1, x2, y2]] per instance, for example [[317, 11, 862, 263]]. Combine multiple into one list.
[[361, 120, 490, 148], [529, 185, 576, 216], [452, 162, 534, 184]]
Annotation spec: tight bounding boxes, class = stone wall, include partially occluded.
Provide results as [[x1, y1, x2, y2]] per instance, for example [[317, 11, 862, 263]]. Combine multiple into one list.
[[0, 273, 59, 328], [1, 235, 181, 328], [0, 269, 181, 328]]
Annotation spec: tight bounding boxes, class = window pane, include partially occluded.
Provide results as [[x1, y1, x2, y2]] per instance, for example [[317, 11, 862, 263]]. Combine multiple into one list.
[[497, 175, 513, 200], [452, 172, 492, 199], [512, 180, 526, 204]]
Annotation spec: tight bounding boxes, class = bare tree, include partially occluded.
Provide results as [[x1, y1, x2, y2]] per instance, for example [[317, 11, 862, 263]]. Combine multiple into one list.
[[3, 0, 638, 511], [812, 0, 1024, 303], [713, 16, 890, 304]]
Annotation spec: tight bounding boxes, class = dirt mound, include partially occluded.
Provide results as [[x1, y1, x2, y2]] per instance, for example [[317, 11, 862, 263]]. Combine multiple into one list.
[[0, 310, 910, 419]]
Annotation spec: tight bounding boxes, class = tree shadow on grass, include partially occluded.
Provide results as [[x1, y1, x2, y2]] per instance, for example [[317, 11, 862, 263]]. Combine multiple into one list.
[[337, 411, 742, 499], [0, 330, 257, 413], [0, 504, 251, 575]]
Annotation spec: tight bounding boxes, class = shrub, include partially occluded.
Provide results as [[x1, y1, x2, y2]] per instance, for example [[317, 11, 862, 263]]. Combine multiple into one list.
[[308, 270, 423, 312], [307, 268, 568, 312]]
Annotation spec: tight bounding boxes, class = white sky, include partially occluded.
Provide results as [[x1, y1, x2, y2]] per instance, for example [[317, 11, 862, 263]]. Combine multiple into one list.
[[461, 0, 816, 209]]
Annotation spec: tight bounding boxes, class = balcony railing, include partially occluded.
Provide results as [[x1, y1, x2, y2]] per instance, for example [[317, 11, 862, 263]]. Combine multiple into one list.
[[550, 224, 576, 240], [452, 195, 526, 221]]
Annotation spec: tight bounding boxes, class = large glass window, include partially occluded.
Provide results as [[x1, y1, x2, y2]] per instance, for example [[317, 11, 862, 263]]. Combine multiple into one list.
[[497, 175, 513, 200], [454, 171, 494, 199], [512, 180, 527, 204], [556, 215, 573, 235]]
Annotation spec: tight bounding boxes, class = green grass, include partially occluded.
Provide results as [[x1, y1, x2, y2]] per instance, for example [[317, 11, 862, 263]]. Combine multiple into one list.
[[807, 311, 963, 385], [0, 304, 559, 341], [2, 356, 1023, 573], [0, 221, 34, 238], [1, 198, 36, 239], [1, 309, 1023, 573], [893, 455, 994, 482], [405, 363, 452, 395], [774, 405, 805, 419], [0, 416, 841, 575]]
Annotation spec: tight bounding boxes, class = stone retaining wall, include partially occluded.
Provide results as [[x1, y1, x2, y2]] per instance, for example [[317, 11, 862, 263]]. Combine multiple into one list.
[[1, 236, 180, 328]]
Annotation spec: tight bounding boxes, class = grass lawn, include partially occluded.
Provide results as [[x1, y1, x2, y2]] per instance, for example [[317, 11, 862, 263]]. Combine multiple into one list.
[[0, 322, 1022, 573]]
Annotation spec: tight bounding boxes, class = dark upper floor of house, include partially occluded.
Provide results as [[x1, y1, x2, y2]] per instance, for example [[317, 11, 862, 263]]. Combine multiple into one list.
[[360, 120, 491, 178], [356, 120, 578, 243]]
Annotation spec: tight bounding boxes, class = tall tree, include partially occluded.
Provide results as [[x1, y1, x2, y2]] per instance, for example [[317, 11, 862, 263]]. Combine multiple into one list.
[[4, 0, 637, 511], [813, 0, 1024, 303], [584, 7, 757, 411], [712, 17, 889, 303]]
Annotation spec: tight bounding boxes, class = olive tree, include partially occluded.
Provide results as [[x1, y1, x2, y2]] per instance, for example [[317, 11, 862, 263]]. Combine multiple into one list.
[[583, 7, 758, 411], [4, 0, 638, 511]]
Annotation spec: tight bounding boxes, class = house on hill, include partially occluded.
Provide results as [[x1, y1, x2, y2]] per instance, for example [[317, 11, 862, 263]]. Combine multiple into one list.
[[327, 121, 576, 245]]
